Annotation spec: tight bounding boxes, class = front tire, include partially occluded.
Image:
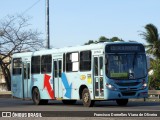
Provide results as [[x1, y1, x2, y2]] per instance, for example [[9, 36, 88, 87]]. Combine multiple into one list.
[[82, 88, 94, 107], [116, 99, 128, 106]]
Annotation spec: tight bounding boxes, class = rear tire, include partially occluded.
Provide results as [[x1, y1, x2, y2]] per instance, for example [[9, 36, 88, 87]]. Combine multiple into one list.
[[82, 88, 94, 107], [62, 100, 77, 105], [32, 88, 48, 105], [116, 99, 128, 106]]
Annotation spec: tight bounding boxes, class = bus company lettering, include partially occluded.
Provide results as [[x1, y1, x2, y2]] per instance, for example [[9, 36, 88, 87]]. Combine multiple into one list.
[[93, 50, 103, 55]]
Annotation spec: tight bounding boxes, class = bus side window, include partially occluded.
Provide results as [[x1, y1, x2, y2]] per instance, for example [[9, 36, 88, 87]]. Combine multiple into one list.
[[41, 55, 52, 74], [94, 57, 98, 76], [12, 58, 22, 75], [66, 52, 79, 72], [63, 53, 65, 72], [54, 61, 57, 78], [100, 57, 103, 76], [24, 63, 30, 79], [80, 51, 91, 71], [59, 60, 62, 77], [31, 56, 40, 74]]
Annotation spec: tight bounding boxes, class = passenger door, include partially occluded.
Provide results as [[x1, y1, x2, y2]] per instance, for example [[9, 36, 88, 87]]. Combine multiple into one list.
[[53, 59, 63, 99], [93, 56, 104, 99], [22, 62, 31, 99]]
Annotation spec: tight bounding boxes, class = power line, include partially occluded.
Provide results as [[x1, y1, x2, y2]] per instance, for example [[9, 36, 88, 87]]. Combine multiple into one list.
[[21, 0, 42, 15]]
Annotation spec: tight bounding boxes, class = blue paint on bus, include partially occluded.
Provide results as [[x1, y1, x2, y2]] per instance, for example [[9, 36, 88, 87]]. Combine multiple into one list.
[[61, 73, 72, 98]]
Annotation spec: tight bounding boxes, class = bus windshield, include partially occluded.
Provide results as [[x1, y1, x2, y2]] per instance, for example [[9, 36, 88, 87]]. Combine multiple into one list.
[[105, 54, 147, 79]]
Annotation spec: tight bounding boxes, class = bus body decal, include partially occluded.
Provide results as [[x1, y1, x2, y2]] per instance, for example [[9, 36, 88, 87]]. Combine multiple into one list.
[[61, 73, 72, 98], [44, 74, 54, 99]]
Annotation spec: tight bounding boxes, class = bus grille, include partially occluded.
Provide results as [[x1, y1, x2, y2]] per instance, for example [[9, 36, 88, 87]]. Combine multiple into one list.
[[116, 82, 140, 86], [121, 92, 136, 96]]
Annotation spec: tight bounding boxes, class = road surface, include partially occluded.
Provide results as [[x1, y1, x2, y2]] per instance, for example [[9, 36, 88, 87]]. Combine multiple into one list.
[[0, 98, 160, 119]]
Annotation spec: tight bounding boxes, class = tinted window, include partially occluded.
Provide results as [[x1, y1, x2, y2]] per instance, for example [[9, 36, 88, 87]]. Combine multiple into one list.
[[12, 58, 22, 75], [80, 51, 91, 71], [31, 56, 40, 74], [59, 60, 62, 77], [24, 63, 30, 79], [63, 53, 65, 72], [54, 61, 57, 78], [66, 52, 79, 72], [41, 55, 52, 73], [94, 57, 98, 76]]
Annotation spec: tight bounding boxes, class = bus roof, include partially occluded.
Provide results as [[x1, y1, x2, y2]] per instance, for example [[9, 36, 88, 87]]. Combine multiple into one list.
[[12, 42, 143, 58]]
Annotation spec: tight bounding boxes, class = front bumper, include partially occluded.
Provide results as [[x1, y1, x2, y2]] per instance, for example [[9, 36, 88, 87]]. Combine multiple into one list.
[[104, 89, 148, 100]]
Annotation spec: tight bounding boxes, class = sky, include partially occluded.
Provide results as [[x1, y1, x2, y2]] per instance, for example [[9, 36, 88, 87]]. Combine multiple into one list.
[[0, 0, 160, 48]]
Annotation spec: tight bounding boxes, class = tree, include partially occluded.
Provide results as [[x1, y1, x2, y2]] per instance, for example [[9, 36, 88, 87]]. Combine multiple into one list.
[[148, 59, 160, 90], [111, 37, 124, 42], [98, 36, 110, 42], [84, 40, 94, 45], [0, 15, 44, 90], [140, 24, 160, 89], [84, 36, 124, 45], [140, 24, 160, 58]]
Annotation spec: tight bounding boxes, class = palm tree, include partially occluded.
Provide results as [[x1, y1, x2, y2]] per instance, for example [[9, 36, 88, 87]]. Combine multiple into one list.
[[141, 24, 160, 58]]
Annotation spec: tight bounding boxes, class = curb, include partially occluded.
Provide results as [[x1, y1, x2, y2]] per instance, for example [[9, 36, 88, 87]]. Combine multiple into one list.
[[0, 94, 11, 98], [0, 91, 12, 98]]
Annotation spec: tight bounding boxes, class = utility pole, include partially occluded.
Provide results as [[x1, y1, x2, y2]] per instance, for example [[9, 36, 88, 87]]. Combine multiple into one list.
[[46, 0, 50, 49]]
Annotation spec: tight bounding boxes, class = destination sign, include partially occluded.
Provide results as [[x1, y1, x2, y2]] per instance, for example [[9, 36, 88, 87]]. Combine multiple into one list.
[[105, 44, 145, 53], [110, 46, 140, 51]]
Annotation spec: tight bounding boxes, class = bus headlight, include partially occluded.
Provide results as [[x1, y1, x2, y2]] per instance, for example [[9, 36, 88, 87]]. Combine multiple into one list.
[[141, 83, 148, 89], [106, 83, 117, 91]]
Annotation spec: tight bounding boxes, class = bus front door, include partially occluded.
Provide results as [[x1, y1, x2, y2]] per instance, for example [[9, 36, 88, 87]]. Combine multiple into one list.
[[53, 59, 63, 99], [22, 62, 31, 99], [93, 56, 104, 99]]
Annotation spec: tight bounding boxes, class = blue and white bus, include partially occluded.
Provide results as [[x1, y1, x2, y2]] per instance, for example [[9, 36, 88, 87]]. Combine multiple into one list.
[[11, 42, 148, 107]]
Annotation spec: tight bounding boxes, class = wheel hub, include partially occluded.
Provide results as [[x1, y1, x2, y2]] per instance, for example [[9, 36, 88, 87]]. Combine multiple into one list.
[[84, 93, 89, 103]]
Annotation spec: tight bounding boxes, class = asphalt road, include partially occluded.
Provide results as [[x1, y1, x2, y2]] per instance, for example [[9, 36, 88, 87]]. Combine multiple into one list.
[[0, 98, 160, 119], [0, 98, 159, 111]]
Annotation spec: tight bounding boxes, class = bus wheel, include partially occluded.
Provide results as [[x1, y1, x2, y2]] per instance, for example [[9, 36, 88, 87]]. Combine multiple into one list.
[[82, 88, 94, 107], [32, 88, 43, 105], [116, 99, 128, 106], [62, 100, 77, 105]]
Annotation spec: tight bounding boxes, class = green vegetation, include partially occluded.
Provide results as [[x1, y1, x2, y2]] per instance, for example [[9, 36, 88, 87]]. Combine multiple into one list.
[[84, 36, 124, 45], [140, 24, 160, 58], [141, 24, 160, 90]]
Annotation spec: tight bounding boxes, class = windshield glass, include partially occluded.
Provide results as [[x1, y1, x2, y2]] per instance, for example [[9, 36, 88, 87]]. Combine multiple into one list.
[[105, 54, 147, 79]]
